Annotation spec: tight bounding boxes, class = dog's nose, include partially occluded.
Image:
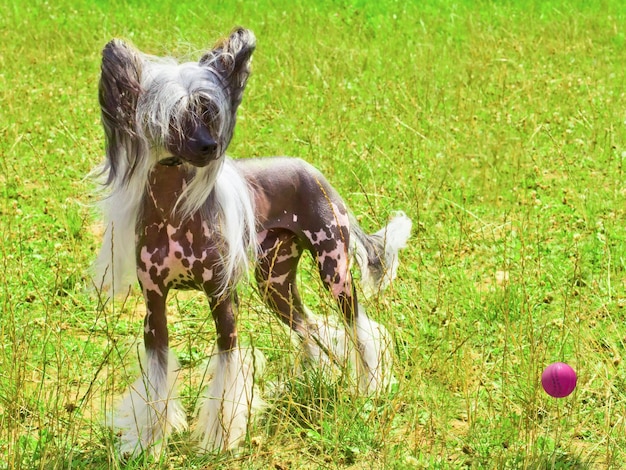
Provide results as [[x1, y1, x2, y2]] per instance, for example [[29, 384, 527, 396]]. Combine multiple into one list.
[[198, 137, 218, 155], [167, 119, 221, 166], [191, 127, 218, 157]]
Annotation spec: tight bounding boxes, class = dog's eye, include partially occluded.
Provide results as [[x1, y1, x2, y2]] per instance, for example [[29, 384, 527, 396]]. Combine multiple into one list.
[[197, 98, 221, 125]]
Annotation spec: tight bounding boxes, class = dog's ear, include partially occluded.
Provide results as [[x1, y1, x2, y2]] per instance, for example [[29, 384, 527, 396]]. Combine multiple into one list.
[[99, 39, 144, 183], [200, 27, 256, 109]]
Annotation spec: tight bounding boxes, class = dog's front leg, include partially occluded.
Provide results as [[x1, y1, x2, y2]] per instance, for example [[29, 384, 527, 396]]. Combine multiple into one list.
[[194, 295, 264, 452], [113, 288, 187, 459]]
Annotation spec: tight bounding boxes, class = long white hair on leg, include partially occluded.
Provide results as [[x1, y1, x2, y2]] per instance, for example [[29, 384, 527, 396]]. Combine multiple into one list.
[[353, 304, 395, 395], [300, 309, 352, 377], [110, 348, 187, 458], [300, 307, 393, 394], [194, 347, 265, 452]]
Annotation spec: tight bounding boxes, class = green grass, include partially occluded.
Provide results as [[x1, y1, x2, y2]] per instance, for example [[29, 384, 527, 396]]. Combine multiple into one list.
[[2, 0, 626, 468]]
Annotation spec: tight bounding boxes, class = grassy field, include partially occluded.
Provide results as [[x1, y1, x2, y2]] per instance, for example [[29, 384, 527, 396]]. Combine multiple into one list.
[[2, 0, 626, 468]]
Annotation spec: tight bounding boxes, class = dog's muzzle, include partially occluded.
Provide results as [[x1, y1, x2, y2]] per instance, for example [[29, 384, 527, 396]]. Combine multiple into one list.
[[165, 123, 221, 167]]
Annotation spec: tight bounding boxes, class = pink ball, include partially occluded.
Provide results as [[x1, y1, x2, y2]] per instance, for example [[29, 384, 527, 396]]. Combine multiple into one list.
[[541, 362, 577, 398]]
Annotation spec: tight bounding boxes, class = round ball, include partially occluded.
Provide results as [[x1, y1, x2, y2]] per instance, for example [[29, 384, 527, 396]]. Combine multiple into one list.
[[541, 362, 577, 398]]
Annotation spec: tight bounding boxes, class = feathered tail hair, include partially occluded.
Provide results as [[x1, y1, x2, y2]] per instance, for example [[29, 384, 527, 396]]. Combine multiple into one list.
[[351, 212, 412, 297]]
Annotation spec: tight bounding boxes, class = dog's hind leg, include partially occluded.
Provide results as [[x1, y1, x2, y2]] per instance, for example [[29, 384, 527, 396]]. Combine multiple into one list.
[[306, 207, 395, 395], [255, 229, 307, 332], [113, 288, 187, 458], [194, 295, 264, 452], [255, 229, 350, 370]]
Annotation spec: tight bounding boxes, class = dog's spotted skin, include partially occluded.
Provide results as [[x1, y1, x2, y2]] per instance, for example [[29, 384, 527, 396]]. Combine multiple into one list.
[[136, 158, 358, 351], [240, 157, 358, 332], [137, 165, 239, 352]]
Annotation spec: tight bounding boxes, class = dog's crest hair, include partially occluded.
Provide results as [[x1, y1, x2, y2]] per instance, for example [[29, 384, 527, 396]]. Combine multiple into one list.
[[93, 28, 257, 296]]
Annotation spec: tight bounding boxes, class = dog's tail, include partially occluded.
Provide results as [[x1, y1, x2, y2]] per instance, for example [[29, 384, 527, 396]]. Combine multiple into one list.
[[351, 211, 412, 297]]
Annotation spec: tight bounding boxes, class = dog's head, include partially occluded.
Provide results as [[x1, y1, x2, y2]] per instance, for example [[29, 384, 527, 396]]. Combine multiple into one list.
[[99, 28, 256, 183]]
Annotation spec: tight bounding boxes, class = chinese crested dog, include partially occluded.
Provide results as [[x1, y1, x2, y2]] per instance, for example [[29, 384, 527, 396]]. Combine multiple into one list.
[[93, 27, 412, 458]]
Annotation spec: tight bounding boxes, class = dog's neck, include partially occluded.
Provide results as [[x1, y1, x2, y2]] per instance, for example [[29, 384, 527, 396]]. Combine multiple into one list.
[[146, 164, 189, 222]]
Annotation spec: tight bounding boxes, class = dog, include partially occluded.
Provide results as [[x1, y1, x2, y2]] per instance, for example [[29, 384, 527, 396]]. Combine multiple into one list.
[[92, 27, 412, 458]]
